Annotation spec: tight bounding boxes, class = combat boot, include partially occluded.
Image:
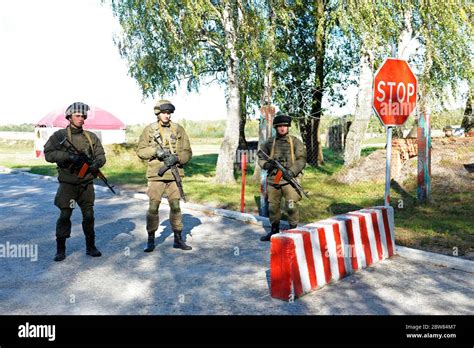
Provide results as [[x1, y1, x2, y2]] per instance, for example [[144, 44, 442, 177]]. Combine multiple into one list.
[[173, 231, 192, 251], [144, 233, 155, 252], [260, 222, 280, 242], [54, 237, 66, 262], [85, 234, 102, 257]]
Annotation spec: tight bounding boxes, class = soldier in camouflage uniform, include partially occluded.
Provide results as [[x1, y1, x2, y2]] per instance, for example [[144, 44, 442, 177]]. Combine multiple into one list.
[[258, 114, 307, 241], [137, 100, 193, 252], [44, 102, 106, 261]]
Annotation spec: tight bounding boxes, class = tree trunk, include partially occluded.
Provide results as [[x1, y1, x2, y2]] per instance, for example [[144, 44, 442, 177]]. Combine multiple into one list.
[[215, 1, 240, 184], [252, 70, 274, 181], [461, 85, 473, 133], [343, 48, 374, 165], [395, 10, 415, 140], [253, 1, 275, 183], [302, 0, 325, 167], [397, 9, 414, 60], [300, 117, 323, 166]]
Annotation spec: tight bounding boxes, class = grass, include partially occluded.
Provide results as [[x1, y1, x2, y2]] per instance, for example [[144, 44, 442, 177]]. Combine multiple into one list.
[[362, 136, 386, 145], [389, 179, 473, 257], [1, 139, 472, 257]]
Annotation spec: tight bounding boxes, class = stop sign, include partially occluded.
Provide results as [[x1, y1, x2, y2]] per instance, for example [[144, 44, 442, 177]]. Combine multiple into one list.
[[373, 58, 417, 126]]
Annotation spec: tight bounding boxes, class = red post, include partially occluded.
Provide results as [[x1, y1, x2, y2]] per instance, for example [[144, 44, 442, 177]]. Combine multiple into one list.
[[241, 151, 247, 213]]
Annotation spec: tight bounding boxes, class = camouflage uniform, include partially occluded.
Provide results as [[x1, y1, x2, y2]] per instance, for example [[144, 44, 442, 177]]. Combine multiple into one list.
[[137, 100, 193, 251], [44, 102, 106, 261], [258, 114, 306, 241]]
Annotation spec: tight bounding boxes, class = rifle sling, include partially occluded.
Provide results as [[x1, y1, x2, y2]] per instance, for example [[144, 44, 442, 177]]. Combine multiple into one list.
[[67, 127, 95, 160], [270, 136, 295, 165], [158, 121, 178, 155]]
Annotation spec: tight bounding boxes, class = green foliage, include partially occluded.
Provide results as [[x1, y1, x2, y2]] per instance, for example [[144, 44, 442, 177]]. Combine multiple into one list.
[[272, 1, 359, 117], [110, 0, 225, 96], [367, 114, 385, 134], [0, 124, 35, 132], [430, 108, 466, 129], [180, 120, 226, 138], [109, 0, 272, 101], [125, 124, 147, 143], [109, 0, 472, 147], [415, 2, 473, 102], [125, 120, 260, 140]]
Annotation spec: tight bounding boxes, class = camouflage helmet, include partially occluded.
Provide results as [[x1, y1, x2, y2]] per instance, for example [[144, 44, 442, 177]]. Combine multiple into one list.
[[273, 113, 291, 127], [65, 102, 90, 119], [154, 99, 175, 116]]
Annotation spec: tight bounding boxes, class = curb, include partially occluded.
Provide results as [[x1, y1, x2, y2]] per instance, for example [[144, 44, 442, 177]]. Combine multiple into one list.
[[395, 245, 474, 274], [2, 167, 472, 273]]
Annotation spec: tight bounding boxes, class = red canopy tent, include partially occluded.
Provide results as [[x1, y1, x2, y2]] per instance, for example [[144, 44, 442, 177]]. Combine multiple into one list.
[[36, 106, 125, 130]]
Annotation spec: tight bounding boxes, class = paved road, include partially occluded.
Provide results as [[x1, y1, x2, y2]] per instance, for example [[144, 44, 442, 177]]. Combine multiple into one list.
[[0, 171, 472, 315]]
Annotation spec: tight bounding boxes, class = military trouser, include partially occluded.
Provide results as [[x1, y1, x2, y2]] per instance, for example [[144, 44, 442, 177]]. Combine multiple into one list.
[[54, 182, 95, 238], [146, 180, 183, 232], [267, 183, 301, 226]]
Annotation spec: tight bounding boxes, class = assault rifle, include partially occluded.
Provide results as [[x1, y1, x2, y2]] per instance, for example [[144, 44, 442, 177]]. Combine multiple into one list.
[[258, 149, 310, 199], [59, 137, 117, 194], [153, 134, 187, 202]]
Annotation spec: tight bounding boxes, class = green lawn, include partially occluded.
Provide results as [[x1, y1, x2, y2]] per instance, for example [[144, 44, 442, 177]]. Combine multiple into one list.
[[1, 139, 472, 257], [362, 136, 386, 145]]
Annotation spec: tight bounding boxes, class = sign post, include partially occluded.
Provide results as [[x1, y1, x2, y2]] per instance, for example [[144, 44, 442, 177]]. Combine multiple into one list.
[[258, 105, 276, 216], [241, 151, 247, 212], [373, 58, 417, 206], [384, 127, 393, 206], [417, 110, 431, 202]]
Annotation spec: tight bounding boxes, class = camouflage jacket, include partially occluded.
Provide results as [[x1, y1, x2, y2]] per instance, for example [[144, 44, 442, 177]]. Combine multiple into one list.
[[258, 134, 307, 185], [44, 126, 106, 185], [136, 121, 192, 181]]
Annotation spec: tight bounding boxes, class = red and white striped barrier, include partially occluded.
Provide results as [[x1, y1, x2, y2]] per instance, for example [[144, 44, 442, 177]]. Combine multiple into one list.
[[270, 206, 395, 300]]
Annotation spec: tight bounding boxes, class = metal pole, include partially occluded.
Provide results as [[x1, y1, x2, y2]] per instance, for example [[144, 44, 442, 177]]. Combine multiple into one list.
[[417, 111, 431, 202], [384, 126, 393, 206], [241, 151, 247, 213], [258, 105, 274, 217], [384, 43, 397, 207]]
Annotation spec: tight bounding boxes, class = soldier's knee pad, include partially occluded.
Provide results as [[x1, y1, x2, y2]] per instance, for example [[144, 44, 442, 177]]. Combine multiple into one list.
[[169, 199, 181, 214], [148, 200, 160, 215], [81, 207, 94, 224]]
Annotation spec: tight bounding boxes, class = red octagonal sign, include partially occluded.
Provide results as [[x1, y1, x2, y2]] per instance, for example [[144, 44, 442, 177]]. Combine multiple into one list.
[[373, 58, 417, 127]]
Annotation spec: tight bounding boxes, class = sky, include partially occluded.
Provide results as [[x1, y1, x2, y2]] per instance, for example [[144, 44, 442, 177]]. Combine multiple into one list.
[[5, 1, 464, 127], [0, 0, 228, 125]]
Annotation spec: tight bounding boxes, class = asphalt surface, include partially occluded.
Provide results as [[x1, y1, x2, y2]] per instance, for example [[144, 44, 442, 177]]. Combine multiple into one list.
[[0, 171, 472, 315]]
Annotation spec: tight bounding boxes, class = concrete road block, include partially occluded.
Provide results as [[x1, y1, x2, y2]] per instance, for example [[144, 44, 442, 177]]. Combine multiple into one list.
[[270, 206, 395, 300]]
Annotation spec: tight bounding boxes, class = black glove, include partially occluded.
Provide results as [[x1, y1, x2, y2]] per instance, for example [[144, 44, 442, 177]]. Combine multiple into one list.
[[283, 169, 295, 182], [164, 154, 179, 167], [69, 153, 88, 169], [263, 160, 277, 172]]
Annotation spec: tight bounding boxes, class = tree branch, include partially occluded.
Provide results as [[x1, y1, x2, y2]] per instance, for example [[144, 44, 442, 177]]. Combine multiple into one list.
[[198, 35, 224, 54]]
